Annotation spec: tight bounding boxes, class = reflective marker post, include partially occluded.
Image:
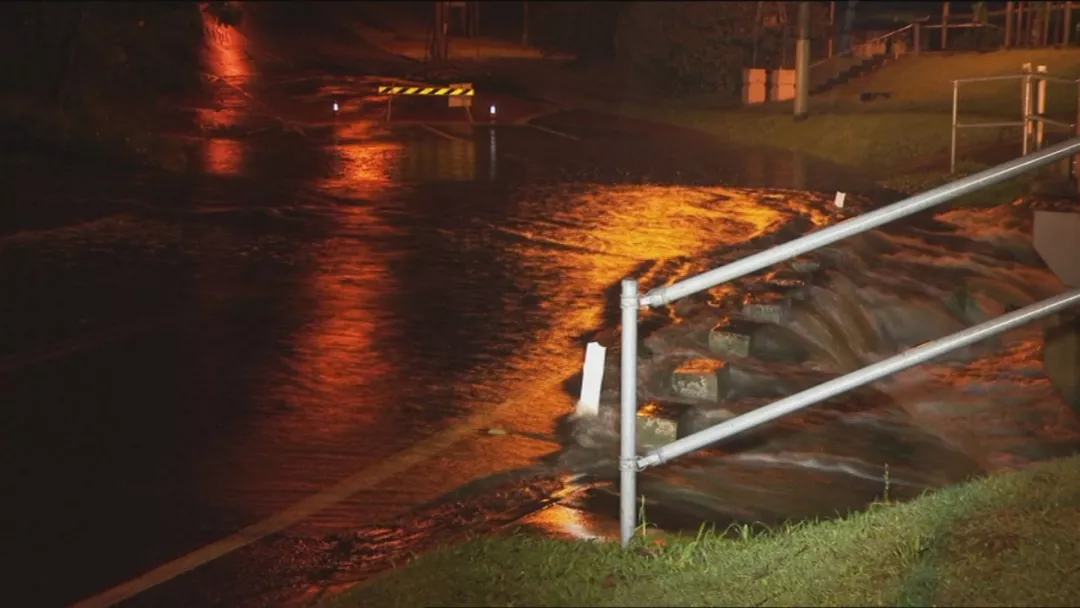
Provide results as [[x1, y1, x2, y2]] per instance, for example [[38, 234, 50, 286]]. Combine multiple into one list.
[[619, 279, 639, 547]]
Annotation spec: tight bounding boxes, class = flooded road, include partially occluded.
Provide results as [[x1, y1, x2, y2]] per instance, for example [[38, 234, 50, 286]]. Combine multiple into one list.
[[3, 5, 1077, 607]]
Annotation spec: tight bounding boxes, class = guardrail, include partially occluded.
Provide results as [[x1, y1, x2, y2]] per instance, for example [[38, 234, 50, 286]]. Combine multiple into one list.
[[615, 138, 1080, 547], [951, 67, 1080, 173]]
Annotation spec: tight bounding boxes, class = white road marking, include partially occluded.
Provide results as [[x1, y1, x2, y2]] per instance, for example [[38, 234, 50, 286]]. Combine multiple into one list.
[[418, 124, 468, 142], [527, 123, 582, 141]]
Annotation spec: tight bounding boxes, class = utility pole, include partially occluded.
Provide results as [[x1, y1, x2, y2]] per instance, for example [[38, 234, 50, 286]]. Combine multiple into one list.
[[794, 1, 810, 120]]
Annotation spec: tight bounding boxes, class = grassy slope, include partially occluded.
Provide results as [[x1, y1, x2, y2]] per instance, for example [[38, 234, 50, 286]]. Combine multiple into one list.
[[520, 49, 1080, 182], [328, 455, 1080, 607]]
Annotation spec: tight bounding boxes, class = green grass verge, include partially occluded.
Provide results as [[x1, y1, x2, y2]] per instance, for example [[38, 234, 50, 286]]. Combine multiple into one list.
[[326, 455, 1080, 607]]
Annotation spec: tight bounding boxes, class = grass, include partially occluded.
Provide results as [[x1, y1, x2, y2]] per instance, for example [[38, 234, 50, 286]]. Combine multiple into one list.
[[514, 48, 1080, 184], [324, 454, 1080, 607]]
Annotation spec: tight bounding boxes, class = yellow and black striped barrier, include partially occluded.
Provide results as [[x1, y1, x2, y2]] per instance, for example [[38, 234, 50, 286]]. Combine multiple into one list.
[[377, 85, 475, 97], [379, 83, 475, 122]]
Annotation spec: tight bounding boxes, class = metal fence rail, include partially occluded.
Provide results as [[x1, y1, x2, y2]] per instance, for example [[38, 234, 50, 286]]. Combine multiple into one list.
[[617, 137, 1080, 547], [951, 69, 1080, 173]]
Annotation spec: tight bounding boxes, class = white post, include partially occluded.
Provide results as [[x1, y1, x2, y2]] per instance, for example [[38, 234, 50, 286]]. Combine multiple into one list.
[[952, 80, 960, 173], [576, 342, 606, 417], [619, 278, 639, 548]]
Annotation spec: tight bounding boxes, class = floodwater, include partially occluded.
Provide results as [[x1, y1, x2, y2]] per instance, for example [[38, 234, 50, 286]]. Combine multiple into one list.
[[2, 5, 1078, 607]]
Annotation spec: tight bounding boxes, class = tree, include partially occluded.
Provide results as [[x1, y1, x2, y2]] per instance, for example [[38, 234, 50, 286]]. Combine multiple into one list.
[[613, 2, 830, 96]]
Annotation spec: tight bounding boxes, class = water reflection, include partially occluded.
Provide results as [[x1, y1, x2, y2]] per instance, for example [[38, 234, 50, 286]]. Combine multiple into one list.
[[319, 122, 400, 193], [402, 135, 476, 182], [203, 138, 245, 176], [198, 4, 254, 175]]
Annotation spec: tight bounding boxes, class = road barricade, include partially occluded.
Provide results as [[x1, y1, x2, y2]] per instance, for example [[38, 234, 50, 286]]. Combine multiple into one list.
[[377, 83, 474, 122]]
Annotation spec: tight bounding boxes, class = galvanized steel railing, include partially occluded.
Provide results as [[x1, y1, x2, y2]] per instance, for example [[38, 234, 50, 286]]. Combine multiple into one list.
[[951, 67, 1080, 173], [617, 138, 1080, 547]]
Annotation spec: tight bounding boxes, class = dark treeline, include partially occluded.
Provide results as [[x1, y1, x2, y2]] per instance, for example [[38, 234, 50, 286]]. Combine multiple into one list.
[[530, 2, 831, 96], [0, 2, 206, 158]]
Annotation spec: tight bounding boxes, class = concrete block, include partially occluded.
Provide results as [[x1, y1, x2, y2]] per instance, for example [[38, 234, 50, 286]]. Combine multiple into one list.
[[676, 406, 737, 440], [670, 359, 730, 403], [1035, 211, 1080, 287], [708, 328, 752, 358], [637, 415, 677, 450], [743, 68, 768, 84], [742, 69, 768, 105], [741, 300, 792, 324], [791, 259, 820, 274], [1045, 312, 1080, 414]]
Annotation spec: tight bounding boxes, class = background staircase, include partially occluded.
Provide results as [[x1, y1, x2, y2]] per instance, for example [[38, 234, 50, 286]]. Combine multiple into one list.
[[810, 52, 892, 95]]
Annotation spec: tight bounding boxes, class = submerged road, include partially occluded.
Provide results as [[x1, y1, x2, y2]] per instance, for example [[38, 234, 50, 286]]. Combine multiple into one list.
[[1, 4, 897, 607]]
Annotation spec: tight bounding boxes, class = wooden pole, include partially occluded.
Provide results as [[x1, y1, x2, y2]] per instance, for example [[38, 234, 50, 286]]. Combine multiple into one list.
[[1066, 1, 1074, 45], [942, 1, 951, 50], [1005, 1, 1015, 47], [1005, 1, 1014, 47]]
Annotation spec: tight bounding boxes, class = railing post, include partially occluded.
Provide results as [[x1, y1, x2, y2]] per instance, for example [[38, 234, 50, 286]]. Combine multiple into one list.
[[1036, 68, 1048, 150], [619, 278, 639, 548], [1023, 68, 1034, 155], [914, 22, 922, 54], [951, 80, 959, 173]]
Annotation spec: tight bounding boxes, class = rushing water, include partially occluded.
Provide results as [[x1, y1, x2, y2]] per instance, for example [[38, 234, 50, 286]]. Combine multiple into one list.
[[3, 5, 1079, 607]]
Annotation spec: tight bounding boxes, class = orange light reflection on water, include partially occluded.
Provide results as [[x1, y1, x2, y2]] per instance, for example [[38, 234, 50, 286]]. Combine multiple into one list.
[[203, 137, 245, 176], [319, 122, 402, 191], [194, 119, 405, 512], [467, 186, 790, 438], [201, 6, 253, 81], [198, 7, 254, 175]]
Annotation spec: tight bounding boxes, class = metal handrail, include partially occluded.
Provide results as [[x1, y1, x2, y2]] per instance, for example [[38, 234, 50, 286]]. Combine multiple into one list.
[[639, 138, 1080, 309], [810, 23, 913, 70], [636, 289, 1080, 469], [950, 72, 1080, 173], [617, 138, 1080, 547]]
